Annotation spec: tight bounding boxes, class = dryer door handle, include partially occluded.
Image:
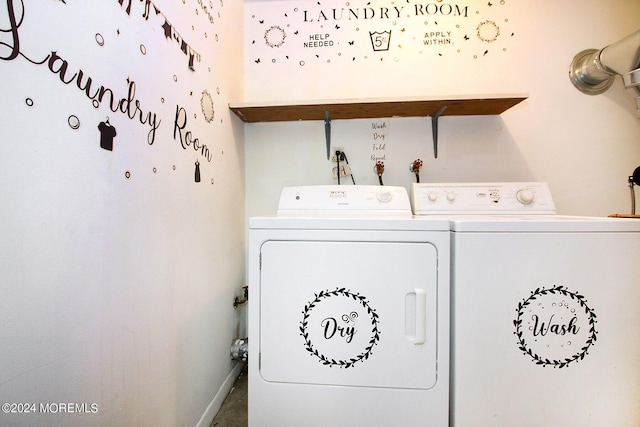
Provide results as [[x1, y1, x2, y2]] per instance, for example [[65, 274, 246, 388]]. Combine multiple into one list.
[[406, 288, 427, 345]]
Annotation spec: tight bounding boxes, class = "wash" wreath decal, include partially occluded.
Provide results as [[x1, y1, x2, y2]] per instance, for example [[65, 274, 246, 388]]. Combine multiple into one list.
[[514, 285, 597, 368], [300, 288, 381, 369]]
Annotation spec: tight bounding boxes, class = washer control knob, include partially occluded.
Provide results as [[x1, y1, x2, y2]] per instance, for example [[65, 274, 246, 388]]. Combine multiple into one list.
[[376, 190, 392, 203], [516, 189, 535, 205], [428, 192, 439, 202], [446, 192, 456, 202]]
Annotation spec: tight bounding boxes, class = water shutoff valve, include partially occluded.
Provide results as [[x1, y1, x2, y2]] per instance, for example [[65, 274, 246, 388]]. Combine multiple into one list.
[[231, 338, 248, 362]]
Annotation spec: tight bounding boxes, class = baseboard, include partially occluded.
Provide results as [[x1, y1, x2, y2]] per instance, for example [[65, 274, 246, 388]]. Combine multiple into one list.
[[196, 361, 244, 427]]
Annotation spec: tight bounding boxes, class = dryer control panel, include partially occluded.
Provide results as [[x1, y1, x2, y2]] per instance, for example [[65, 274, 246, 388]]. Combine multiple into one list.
[[411, 182, 556, 215], [278, 185, 412, 218]]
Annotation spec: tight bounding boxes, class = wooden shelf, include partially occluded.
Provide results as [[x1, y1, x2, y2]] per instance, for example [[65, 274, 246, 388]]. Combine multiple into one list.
[[229, 94, 528, 123]]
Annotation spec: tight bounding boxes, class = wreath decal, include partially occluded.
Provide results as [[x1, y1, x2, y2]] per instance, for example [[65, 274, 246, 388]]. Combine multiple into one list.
[[514, 285, 597, 368], [476, 20, 500, 43], [264, 26, 286, 48], [299, 288, 381, 369]]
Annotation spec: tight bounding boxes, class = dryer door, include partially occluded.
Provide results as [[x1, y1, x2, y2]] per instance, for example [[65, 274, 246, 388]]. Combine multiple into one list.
[[259, 239, 439, 389]]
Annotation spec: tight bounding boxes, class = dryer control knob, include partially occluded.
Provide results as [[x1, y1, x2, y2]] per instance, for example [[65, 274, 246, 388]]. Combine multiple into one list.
[[376, 190, 392, 203], [446, 192, 456, 202], [516, 189, 535, 205], [428, 192, 438, 202]]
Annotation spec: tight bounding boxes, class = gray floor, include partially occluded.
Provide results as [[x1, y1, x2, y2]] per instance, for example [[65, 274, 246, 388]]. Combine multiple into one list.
[[210, 365, 248, 427]]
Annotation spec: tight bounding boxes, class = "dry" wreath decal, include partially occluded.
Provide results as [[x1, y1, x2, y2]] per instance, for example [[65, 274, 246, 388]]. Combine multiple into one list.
[[514, 285, 597, 368], [300, 288, 381, 369]]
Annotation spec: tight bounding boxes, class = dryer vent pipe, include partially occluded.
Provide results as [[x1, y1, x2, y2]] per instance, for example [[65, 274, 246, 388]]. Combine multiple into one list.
[[231, 338, 248, 362], [569, 29, 640, 112]]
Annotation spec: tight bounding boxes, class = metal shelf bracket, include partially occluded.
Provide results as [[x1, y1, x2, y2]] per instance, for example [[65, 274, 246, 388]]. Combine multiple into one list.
[[431, 105, 448, 158], [324, 110, 331, 160]]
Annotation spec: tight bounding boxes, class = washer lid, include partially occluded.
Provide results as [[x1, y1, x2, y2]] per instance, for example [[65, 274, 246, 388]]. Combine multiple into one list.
[[449, 215, 640, 232]]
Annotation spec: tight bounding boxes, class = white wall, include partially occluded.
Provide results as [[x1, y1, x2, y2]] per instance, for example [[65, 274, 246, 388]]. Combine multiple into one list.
[[243, 0, 640, 217], [0, 1, 245, 426]]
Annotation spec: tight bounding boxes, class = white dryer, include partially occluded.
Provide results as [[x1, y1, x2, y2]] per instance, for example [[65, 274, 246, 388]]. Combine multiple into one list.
[[413, 182, 640, 427], [248, 186, 450, 427]]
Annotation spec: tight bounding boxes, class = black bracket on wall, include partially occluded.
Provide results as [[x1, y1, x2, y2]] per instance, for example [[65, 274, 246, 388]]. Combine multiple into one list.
[[324, 110, 332, 160], [431, 105, 448, 158]]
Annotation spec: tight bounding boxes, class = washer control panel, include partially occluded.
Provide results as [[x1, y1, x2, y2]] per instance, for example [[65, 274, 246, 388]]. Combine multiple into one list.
[[278, 185, 412, 217], [411, 182, 556, 215]]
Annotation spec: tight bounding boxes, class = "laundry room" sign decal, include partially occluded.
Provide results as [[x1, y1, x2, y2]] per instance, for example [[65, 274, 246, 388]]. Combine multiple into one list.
[[247, 0, 515, 66]]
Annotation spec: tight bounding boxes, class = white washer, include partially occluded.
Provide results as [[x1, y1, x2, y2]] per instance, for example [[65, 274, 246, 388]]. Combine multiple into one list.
[[412, 182, 640, 427], [248, 186, 450, 427]]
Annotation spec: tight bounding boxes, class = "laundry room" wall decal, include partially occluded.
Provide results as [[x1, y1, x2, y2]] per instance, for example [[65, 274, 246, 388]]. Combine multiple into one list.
[[247, 0, 515, 66], [1, 0, 225, 184]]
